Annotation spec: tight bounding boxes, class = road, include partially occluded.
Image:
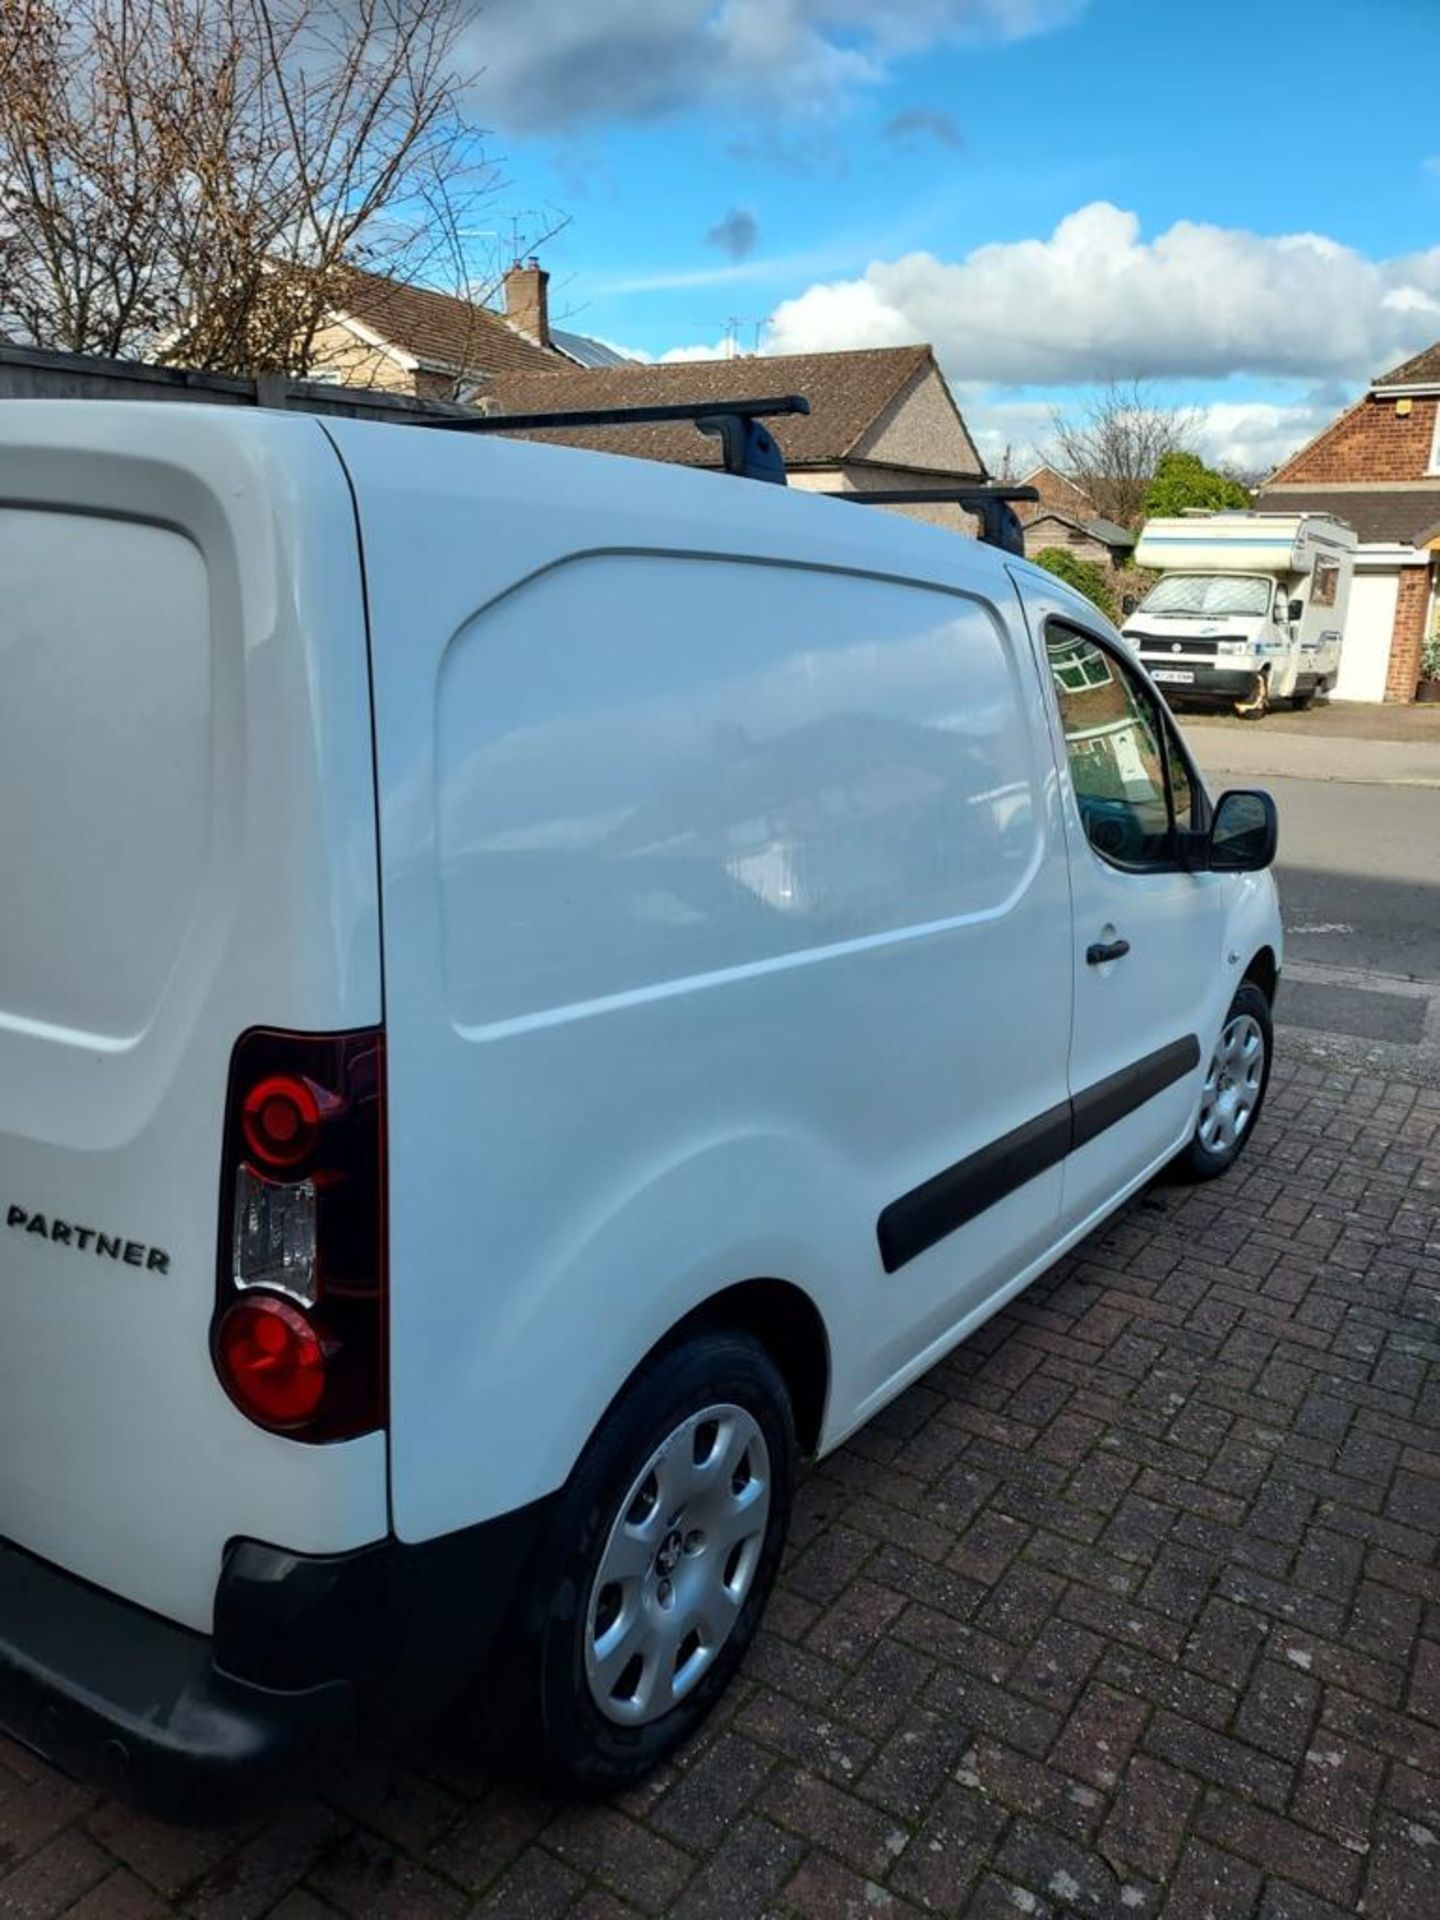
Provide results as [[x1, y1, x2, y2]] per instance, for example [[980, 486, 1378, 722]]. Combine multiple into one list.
[[1184, 743, 1440, 1076], [1265, 776, 1439, 982]]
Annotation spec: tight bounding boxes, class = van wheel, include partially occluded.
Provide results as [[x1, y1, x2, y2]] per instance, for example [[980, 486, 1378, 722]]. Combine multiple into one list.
[[1290, 689, 1315, 711], [1234, 673, 1269, 720], [477, 1328, 795, 1791], [1172, 982, 1273, 1181]]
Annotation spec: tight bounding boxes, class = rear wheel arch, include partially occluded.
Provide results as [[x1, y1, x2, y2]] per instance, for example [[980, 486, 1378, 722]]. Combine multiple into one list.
[[649, 1278, 831, 1458]]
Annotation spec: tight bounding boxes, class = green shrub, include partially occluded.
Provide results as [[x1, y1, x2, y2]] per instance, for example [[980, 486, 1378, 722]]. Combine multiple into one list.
[[1143, 451, 1250, 517], [1033, 546, 1117, 620]]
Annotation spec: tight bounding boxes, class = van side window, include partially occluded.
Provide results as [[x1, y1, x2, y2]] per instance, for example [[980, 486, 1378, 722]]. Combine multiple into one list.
[[1046, 629, 1181, 869], [1312, 559, 1339, 610]]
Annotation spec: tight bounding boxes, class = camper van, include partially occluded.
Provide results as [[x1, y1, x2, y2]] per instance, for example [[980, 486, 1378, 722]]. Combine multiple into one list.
[[1124, 512, 1356, 718], [0, 400, 1282, 1821]]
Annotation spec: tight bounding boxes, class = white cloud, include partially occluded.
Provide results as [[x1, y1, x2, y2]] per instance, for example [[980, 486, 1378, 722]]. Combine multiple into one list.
[[660, 340, 738, 362], [467, 1, 1085, 130], [961, 392, 1341, 485], [1188, 399, 1338, 475], [605, 338, 747, 363], [764, 202, 1440, 385], [956, 398, 1058, 472]]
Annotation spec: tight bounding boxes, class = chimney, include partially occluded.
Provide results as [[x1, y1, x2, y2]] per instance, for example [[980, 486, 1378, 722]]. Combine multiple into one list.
[[503, 257, 550, 349]]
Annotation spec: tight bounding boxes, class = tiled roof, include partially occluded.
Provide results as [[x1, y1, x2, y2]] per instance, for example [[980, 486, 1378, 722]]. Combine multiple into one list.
[[1374, 342, 1440, 388], [1255, 486, 1440, 547], [336, 266, 559, 376], [479, 346, 941, 468]]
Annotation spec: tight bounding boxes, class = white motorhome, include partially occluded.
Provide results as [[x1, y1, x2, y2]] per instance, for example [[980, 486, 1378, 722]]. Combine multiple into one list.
[[0, 399, 1282, 1820], [1123, 512, 1356, 717]]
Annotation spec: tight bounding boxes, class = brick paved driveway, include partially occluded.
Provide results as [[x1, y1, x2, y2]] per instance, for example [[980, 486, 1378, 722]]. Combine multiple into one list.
[[4, 1058, 1438, 1919]]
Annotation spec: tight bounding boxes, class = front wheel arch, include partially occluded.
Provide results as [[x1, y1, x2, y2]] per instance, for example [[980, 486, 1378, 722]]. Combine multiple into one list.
[[1243, 945, 1279, 1006]]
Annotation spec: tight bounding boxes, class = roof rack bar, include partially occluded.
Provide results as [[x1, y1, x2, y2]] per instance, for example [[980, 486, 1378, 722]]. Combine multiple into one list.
[[838, 484, 1039, 557], [418, 393, 812, 485]]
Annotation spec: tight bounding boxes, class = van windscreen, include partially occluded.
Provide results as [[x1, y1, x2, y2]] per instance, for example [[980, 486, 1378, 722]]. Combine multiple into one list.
[[1140, 575, 1272, 617]]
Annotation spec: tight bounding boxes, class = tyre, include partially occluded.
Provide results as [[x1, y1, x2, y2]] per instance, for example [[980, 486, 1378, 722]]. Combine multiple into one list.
[[477, 1327, 795, 1791], [1172, 981, 1273, 1181], [1290, 690, 1315, 711]]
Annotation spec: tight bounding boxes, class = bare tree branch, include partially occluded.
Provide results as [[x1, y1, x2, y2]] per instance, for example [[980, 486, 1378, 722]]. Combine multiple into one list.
[[1050, 378, 1198, 528], [0, 0, 514, 377]]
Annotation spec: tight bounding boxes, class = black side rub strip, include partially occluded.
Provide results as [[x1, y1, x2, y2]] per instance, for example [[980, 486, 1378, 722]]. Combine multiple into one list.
[[877, 1035, 1202, 1274], [876, 1102, 1072, 1278], [1071, 1036, 1202, 1151]]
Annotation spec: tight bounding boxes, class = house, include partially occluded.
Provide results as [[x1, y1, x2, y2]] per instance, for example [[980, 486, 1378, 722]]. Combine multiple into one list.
[[312, 263, 987, 531], [1013, 465, 1135, 569], [1258, 343, 1440, 701], [311, 260, 617, 399], [1017, 508, 1135, 570], [478, 345, 988, 530], [1016, 463, 1100, 524]]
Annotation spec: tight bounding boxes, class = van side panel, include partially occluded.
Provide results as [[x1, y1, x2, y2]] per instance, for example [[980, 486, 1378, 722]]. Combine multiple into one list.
[[329, 425, 1076, 1547], [0, 407, 388, 1631]]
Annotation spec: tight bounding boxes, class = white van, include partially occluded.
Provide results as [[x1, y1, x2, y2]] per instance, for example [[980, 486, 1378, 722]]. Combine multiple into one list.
[[1123, 511, 1356, 718], [0, 401, 1282, 1820]]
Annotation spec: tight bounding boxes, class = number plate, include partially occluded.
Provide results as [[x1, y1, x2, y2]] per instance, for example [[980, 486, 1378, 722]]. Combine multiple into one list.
[[1152, 669, 1195, 684]]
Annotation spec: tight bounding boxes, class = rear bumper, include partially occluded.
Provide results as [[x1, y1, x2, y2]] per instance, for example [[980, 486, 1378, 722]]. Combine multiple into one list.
[[0, 1497, 549, 1824]]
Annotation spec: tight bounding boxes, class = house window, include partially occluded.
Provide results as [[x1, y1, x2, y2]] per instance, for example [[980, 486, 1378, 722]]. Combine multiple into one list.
[[1049, 631, 1114, 693], [1429, 403, 1440, 476], [1312, 559, 1339, 609]]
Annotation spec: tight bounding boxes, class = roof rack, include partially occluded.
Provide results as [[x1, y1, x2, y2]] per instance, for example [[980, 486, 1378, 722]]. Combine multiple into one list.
[[837, 485, 1040, 557], [419, 393, 811, 485]]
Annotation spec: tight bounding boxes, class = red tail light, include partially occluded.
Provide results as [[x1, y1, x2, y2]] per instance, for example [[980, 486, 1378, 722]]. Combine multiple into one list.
[[217, 1295, 327, 1426], [213, 1028, 386, 1442], [242, 1075, 322, 1170]]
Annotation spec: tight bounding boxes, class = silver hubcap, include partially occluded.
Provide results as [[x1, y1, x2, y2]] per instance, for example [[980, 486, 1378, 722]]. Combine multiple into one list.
[[584, 1404, 770, 1726], [1198, 1013, 1265, 1155]]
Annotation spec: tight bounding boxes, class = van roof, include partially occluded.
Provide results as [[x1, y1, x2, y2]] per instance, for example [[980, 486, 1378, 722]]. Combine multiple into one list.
[[1, 399, 1102, 626]]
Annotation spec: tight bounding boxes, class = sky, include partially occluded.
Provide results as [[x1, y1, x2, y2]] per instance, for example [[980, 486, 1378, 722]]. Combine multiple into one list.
[[458, 0, 1440, 477]]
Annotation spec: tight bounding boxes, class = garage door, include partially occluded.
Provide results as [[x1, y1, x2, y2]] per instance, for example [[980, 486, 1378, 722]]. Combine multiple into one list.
[[1334, 569, 1398, 702]]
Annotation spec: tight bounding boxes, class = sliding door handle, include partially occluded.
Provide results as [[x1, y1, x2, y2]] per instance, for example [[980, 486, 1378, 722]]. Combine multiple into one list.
[[1086, 938, 1131, 966]]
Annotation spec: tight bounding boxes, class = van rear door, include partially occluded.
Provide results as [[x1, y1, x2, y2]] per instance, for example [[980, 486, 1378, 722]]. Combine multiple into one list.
[[0, 404, 389, 1632]]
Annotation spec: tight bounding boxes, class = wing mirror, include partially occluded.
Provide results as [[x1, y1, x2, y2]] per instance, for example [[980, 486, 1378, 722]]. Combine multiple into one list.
[[1121, 593, 1137, 616], [1207, 789, 1278, 872], [1287, 597, 1304, 623]]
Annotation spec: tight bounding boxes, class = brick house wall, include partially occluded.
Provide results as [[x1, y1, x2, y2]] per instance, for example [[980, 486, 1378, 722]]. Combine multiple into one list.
[[1271, 394, 1438, 486], [1017, 464, 1097, 525], [1385, 568, 1432, 700]]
